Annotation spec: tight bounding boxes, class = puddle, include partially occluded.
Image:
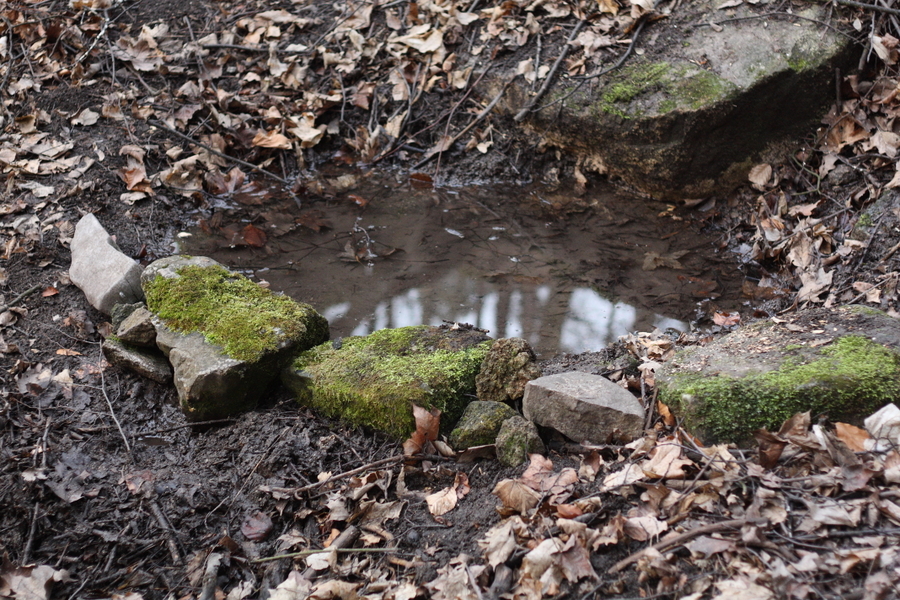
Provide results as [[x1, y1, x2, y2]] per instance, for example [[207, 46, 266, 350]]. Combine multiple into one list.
[[178, 171, 743, 357]]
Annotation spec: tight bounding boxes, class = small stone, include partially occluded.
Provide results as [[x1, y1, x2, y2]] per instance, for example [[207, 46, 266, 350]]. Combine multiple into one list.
[[69, 214, 144, 315], [522, 371, 644, 444], [449, 400, 518, 450], [495, 416, 544, 467], [116, 306, 156, 347], [102, 338, 172, 384], [111, 302, 145, 330], [476, 337, 542, 405]]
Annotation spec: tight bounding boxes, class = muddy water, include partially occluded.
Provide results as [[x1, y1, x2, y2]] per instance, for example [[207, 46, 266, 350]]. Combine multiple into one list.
[[178, 171, 742, 358]]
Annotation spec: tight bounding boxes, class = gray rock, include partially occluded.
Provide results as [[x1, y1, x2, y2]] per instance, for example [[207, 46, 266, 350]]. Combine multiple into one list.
[[142, 255, 329, 422], [102, 337, 172, 384], [491, 1, 856, 199], [69, 214, 144, 314], [476, 337, 542, 405], [522, 371, 644, 444], [658, 306, 900, 444], [111, 302, 145, 330], [496, 416, 544, 467], [449, 400, 519, 450], [116, 306, 156, 347]]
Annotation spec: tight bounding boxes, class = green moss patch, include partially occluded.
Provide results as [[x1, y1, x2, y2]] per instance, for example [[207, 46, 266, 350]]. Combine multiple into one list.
[[662, 336, 900, 443], [145, 264, 327, 362], [283, 326, 493, 438]]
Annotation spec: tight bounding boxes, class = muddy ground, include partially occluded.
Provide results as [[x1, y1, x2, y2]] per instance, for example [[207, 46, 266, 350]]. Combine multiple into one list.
[[4, 0, 900, 598]]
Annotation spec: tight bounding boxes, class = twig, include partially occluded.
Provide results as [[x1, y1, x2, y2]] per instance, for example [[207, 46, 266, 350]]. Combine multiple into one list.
[[22, 502, 40, 565], [434, 66, 494, 178], [147, 119, 292, 187], [534, 18, 649, 114], [514, 19, 586, 122], [148, 497, 182, 564], [609, 518, 762, 574], [412, 81, 511, 171], [252, 546, 405, 563], [265, 455, 406, 497], [833, 0, 900, 17], [99, 355, 132, 457], [0, 283, 42, 313], [302, 525, 360, 578]]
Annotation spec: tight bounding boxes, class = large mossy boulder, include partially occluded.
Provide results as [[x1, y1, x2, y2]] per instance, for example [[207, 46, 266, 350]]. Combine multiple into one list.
[[491, 1, 857, 199], [658, 307, 900, 444], [141, 255, 329, 421], [282, 325, 493, 438]]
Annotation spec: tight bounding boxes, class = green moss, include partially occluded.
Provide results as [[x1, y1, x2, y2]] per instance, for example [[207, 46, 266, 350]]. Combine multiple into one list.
[[857, 213, 874, 228], [145, 264, 327, 362], [664, 336, 900, 442], [285, 326, 493, 438], [671, 69, 735, 110], [600, 62, 670, 117]]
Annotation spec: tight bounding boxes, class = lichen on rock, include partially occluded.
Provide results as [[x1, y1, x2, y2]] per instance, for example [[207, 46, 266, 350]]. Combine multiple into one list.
[[282, 325, 493, 439], [449, 400, 519, 450], [475, 337, 542, 406]]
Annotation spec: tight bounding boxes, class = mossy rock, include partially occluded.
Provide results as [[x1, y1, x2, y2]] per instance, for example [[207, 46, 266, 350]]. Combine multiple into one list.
[[283, 325, 493, 439], [658, 307, 900, 444], [449, 401, 518, 450], [140, 255, 329, 421], [142, 256, 328, 363]]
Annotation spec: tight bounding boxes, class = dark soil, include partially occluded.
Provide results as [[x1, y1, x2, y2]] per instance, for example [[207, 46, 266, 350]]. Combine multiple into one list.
[[1, 0, 896, 598]]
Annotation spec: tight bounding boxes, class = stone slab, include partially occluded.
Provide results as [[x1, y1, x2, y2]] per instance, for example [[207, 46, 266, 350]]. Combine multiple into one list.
[[522, 371, 644, 444], [69, 214, 144, 315]]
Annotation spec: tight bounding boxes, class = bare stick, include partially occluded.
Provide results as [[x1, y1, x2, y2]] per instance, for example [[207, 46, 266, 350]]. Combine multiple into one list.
[[609, 518, 761, 574], [412, 81, 511, 171], [0, 283, 41, 313], [834, 0, 900, 16], [99, 356, 132, 456], [148, 119, 292, 187], [148, 497, 182, 564], [514, 19, 586, 122], [268, 455, 406, 497]]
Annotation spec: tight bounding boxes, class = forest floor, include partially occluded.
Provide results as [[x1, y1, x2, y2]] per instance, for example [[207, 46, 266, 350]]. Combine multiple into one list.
[[4, 0, 900, 598]]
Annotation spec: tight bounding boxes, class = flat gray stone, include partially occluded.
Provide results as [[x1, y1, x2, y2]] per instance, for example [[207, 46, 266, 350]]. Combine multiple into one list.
[[69, 214, 144, 314], [102, 338, 172, 384], [116, 306, 156, 347], [522, 371, 644, 444]]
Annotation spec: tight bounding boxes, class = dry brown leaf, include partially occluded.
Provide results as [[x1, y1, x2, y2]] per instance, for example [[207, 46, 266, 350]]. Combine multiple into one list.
[[492, 478, 541, 514], [748, 163, 772, 189], [835, 422, 871, 452], [252, 130, 292, 149], [642, 442, 693, 479]]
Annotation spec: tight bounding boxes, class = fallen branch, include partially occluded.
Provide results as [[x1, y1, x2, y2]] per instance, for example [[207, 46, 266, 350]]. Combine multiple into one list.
[[0, 283, 41, 313], [609, 518, 763, 574]]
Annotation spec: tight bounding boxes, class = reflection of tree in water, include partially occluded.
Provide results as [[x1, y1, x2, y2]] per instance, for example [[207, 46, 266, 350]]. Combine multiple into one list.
[[326, 269, 686, 357]]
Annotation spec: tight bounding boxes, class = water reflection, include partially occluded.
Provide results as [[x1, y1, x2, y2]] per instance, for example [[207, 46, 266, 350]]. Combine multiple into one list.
[[326, 269, 686, 356], [182, 174, 741, 357]]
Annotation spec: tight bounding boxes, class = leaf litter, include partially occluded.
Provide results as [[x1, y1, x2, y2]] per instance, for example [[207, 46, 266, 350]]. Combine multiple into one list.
[[4, 0, 900, 597]]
